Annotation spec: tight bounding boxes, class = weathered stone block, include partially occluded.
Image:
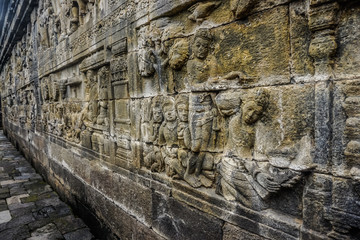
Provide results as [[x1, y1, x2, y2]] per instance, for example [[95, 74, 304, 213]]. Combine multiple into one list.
[[212, 6, 291, 86], [223, 223, 264, 240], [152, 192, 223, 240]]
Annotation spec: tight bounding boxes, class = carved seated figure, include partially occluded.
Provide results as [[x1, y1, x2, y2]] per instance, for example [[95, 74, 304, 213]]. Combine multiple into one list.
[[96, 101, 108, 126], [219, 90, 314, 210]]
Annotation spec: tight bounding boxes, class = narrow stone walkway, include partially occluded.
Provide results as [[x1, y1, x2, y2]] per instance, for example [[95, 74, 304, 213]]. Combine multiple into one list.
[[0, 131, 95, 240]]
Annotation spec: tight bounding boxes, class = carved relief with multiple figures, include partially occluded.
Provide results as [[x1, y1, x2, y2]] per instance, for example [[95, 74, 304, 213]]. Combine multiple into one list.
[[1, 0, 360, 239]]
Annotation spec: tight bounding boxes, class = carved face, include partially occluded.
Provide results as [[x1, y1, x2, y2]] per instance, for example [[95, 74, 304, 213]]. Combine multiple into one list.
[[194, 38, 210, 60], [153, 107, 163, 123], [164, 107, 177, 122], [242, 101, 263, 125], [86, 70, 96, 83], [176, 104, 188, 122]]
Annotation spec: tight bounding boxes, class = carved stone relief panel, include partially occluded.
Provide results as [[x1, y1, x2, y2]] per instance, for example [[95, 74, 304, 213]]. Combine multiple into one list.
[[2, 0, 360, 239], [217, 86, 315, 211], [111, 55, 128, 99]]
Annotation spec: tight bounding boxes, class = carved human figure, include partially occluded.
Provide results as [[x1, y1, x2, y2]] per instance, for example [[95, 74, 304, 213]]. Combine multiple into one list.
[[186, 28, 219, 92], [219, 90, 282, 210], [47, 5, 57, 47], [54, 103, 65, 136], [67, 104, 83, 143], [158, 98, 184, 178], [159, 98, 178, 147], [176, 94, 211, 187], [70, 1, 80, 33], [214, 92, 241, 145], [143, 97, 163, 144], [85, 69, 96, 101], [176, 95, 191, 150], [187, 29, 211, 86], [143, 97, 164, 172], [38, 1, 52, 48], [138, 29, 156, 77], [80, 70, 98, 128], [186, 93, 218, 187], [58, 0, 69, 41], [96, 67, 109, 126]]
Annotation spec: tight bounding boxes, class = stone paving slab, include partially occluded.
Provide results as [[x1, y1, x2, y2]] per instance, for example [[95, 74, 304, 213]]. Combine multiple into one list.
[[0, 132, 96, 240]]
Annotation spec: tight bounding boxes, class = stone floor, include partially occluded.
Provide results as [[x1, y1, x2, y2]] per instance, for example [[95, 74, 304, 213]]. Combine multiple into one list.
[[0, 131, 95, 240]]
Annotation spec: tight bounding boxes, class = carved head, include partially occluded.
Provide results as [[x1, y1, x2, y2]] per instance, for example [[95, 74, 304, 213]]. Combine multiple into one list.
[[86, 70, 96, 83], [98, 67, 109, 88], [242, 89, 269, 124], [169, 39, 189, 70], [215, 92, 241, 117], [175, 95, 189, 122], [242, 100, 263, 124], [162, 98, 177, 122], [193, 29, 212, 60], [151, 97, 163, 123]]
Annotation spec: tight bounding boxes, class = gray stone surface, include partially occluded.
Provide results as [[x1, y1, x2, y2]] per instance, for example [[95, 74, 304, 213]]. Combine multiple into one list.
[[0, 132, 95, 239]]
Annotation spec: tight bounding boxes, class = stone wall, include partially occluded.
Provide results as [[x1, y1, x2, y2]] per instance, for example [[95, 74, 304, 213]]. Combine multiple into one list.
[[1, 0, 360, 239]]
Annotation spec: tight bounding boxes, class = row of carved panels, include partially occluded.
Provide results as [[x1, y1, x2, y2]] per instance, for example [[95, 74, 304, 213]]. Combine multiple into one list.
[[4, 79, 360, 178]]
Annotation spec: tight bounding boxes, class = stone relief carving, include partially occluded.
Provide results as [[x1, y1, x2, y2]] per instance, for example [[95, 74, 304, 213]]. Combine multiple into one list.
[[158, 97, 183, 177], [188, 1, 221, 23], [168, 39, 189, 71], [143, 96, 164, 172], [3, 1, 360, 239], [138, 28, 156, 78], [38, 1, 52, 48], [57, 0, 69, 41], [230, 0, 258, 19], [96, 66, 110, 126], [186, 28, 219, 92], [217, 89, 314, 210]]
